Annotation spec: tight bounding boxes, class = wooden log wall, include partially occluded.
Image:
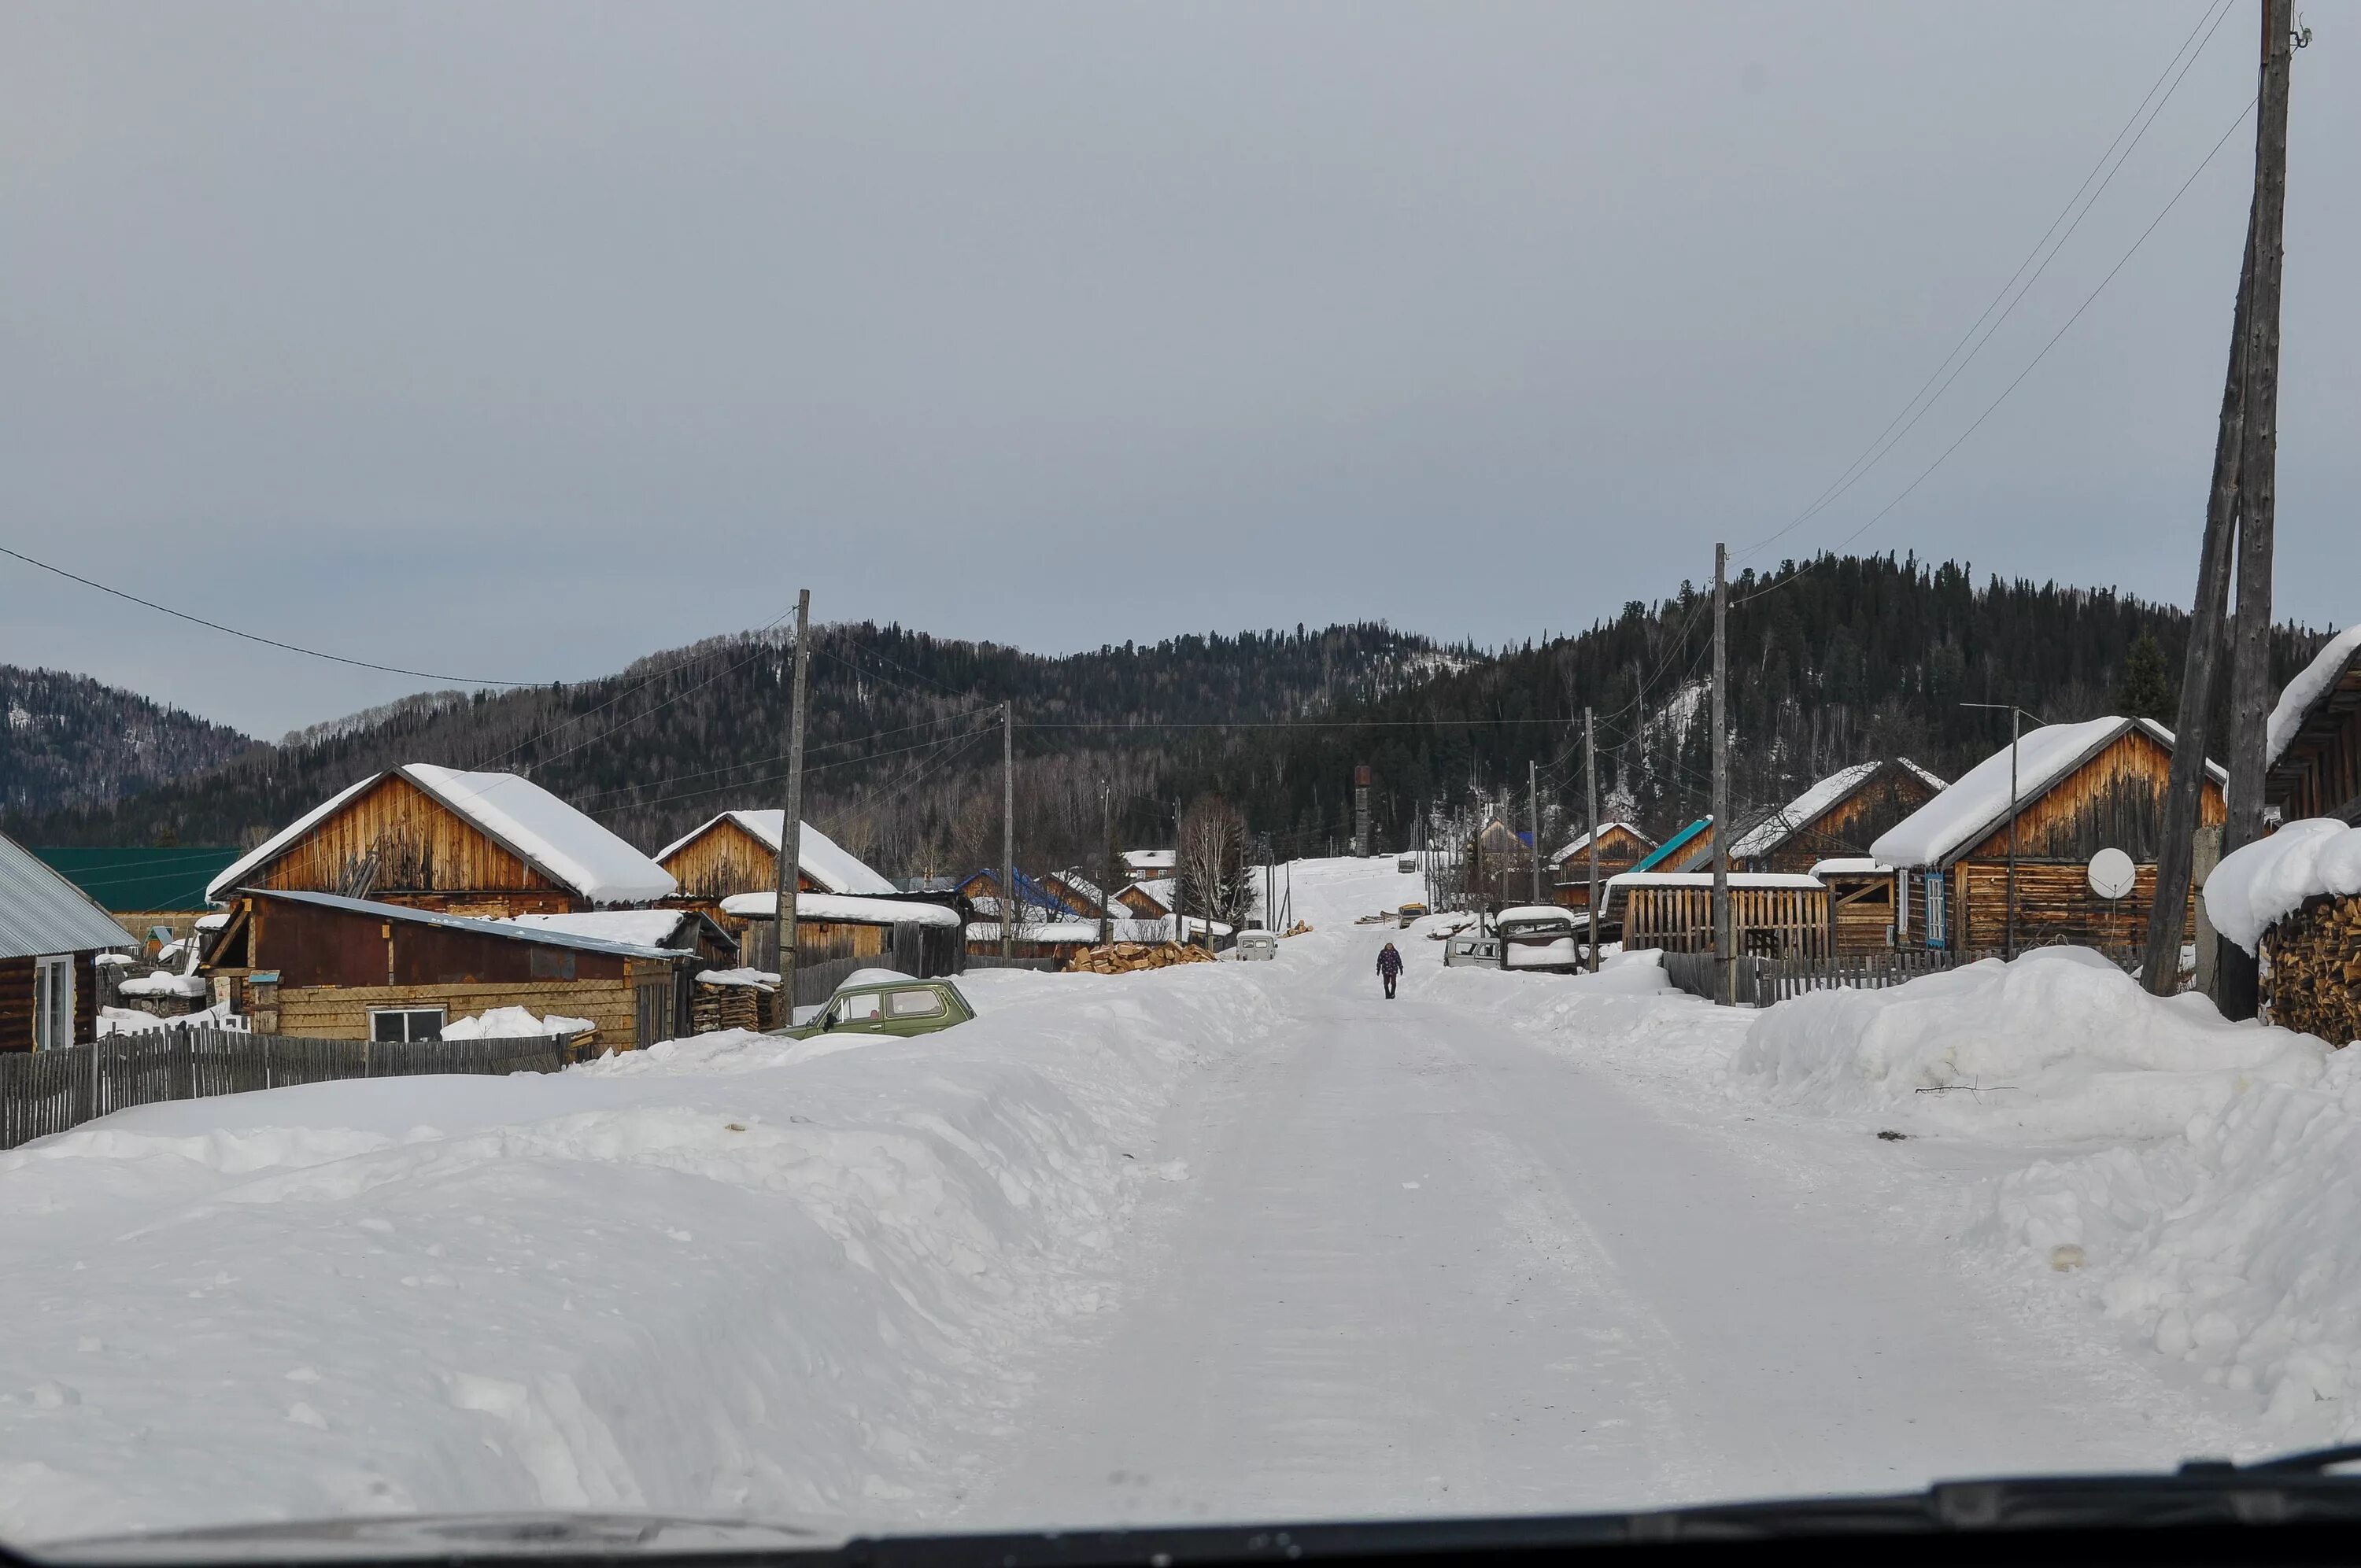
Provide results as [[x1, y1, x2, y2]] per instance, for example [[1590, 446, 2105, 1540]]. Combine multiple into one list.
[[0, 952, 105, 1052], [2263, 894, 2361, 1046], [275, 976, 642, 1046], [1959, 729, 2224, 865], [1620, 886, 1830, 961], [248, 773, 574, 907], [1955, 861, 2194, 954], [1827, 877, 1897, 956], [661, 818, 822, 902]]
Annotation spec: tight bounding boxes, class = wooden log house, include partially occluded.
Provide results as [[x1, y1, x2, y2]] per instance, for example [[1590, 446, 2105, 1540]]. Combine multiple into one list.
[[1605, 871, 1831, 961], [2264, 626, 2361, 825], [205, 764, 676, 920], [1809, 857, 1904, 956], [1725, 758, 1948, 873], [0, 830, 136, 1051], [1548, 822, 1657, 912], [1871, 716, 2223, 954], [200, 889, 701, 1046]]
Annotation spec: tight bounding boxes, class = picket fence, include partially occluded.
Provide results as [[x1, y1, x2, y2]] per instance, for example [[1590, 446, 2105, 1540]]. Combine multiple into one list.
[[0, 1025, 578, 1151], [1657, 943, 2141, 1007]]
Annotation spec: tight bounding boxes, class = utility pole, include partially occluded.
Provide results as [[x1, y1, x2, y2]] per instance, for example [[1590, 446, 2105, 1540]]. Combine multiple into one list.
[[1099, 780, 1114, 948], [1710, 542, 1731, 1003], [1585, 706, 1601, 974], [1528, 758, 1543, 905], [2220, 0, 2298, 1022], [2007, 706, 2021, 961], [1001, 702, 1014, 962], [769, 589, 812, 1009], [2143, 190, 2259, 994], [1173, 795, 1186, 946]]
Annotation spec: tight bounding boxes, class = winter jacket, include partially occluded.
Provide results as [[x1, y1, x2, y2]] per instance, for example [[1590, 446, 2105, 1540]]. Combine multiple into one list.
[[1376, 946, 1403, 979]]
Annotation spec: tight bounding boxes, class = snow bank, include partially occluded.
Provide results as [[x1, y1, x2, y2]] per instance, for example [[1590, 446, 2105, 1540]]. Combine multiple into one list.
[[1732, 948, 2325, 1142], [2204, 818, 2361, 955], [0, 964, 1254, 1540], [96, 1002, 237, 1036], [117, 972, 209, 998], [2267, 624, 2361, 769], [440, 1005, 595, 1041]]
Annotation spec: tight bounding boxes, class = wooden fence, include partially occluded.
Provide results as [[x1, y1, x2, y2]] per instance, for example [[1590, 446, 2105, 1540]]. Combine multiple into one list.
[[0, 1025, 578, 1151], [1660, 944, 2135, 1006]]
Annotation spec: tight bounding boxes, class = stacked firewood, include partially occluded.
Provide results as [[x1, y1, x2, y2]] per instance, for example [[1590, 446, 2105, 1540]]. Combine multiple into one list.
[[1065, 942, 1221, 975], [1280, 921, 1313, 937], [693, 980, 766, 1034], [2263, 894, 2361, 1047]]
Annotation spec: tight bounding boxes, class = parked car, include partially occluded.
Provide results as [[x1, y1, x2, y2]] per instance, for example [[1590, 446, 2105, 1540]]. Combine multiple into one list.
[[778, 969, 976, 1040], [1495, 905, 1582, 972], [1233, 931, 1279, 961], [1396, 902, 1429, 928], [1397, 855, 1417, 873], [1443, 930, 1500, 967]]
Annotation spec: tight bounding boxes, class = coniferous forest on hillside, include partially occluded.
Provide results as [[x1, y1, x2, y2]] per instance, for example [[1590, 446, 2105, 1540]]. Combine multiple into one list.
[[7, 554, 2330, 879]]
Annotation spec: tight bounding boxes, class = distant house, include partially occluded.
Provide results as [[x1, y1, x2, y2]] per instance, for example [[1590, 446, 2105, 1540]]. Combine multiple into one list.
[[655, 811, 898, 904], [1634, 817, 1713, 874], [1121, 849, 1176, 880], [1871, 716, 2223, 954], [1040, 869, 1114, 920], [1115, 878, 1175, 918], [32, 845, 242, 950], [2265, 625, 2361, 825], [1, 830, 136, 1050], [1726, 759, 1947, 874], [199, 888, 702, 1047], [206, 764, 674, 919], [956, 867, 1084, 921], [720, 891, 963, 978], [1547, 822, 1656, 910]]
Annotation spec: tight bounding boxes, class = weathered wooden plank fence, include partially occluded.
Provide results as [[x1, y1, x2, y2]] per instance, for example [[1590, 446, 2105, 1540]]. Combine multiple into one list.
[[0, 1025, 582, 1151], [1659, 944, 2137, 1007]]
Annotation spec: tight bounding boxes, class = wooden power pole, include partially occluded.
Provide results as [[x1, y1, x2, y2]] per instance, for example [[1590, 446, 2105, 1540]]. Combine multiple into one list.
[[2219, 0, 2296, 1022], [1711, 543, 1731, 1003], [1528, 758, 1543, 904], [1584, 705, 1600, 974], [1001, 702, 1014, 962], [1099, 780, 1114, 947], [769, 589, 813, 1009]]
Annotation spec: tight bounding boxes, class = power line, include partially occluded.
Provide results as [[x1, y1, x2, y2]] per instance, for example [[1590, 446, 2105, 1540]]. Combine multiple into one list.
[[0, 543, 534, 688]]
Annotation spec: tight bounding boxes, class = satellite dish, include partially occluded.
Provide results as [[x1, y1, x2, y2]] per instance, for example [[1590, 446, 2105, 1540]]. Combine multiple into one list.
[[2088, 847, 2137, 900]]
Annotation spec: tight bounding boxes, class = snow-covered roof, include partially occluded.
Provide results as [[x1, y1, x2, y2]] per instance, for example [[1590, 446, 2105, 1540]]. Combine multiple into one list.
[[0, 830, 136, 960], [1044, 868, 1110, 907], [719, 891, 961, 928], [1495, 904, 1576, 924], [1809, 857, 1890, 876], [966, 914, 1230, 943], [1549, 822, 1652, 865], [2204, 817, 2361, 954], [1727, 762, 1885, 860], [1605, 871, 1826, 892], [498, 910, 707, 949], [2267, 625, 2361, 770], [193, 911, 230, 932], [207, 765, 677, 906], [1121, 849, 1176, 872], [1869, 718, 2222, 870], [239, 888, 693, 961], [1122, 877, 1177, 912], [695, 966, 778, 989], [655, 811, 898, 897]]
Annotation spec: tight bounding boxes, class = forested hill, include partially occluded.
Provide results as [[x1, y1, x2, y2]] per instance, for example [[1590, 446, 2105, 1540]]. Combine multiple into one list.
[[13, 623, 1457, 873], [1165, 554, 2331, 860], [0, 666, 253, 820]]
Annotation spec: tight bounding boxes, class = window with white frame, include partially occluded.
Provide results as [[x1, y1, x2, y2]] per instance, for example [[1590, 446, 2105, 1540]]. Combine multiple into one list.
[[32, 956, 73, 1051], [369, 1007, 445, 1042]]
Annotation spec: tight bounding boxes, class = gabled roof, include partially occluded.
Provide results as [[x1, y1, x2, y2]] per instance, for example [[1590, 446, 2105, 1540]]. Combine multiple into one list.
[[1043, 868, 1111, 911], [1727, 758, 1948, 861], [1121, 849, 1176, 873], [1870, 717, 2222, 869], [1550, 822, 1653, 865], [0, 831, 138, 959], [206, 765, 677, 906], [2267, 624, 2361, 771], [233, 888, 693, 960], [1121, 877, 1176, 913], [656, 810, 897, 897], [1631, 819, 1711, 874]]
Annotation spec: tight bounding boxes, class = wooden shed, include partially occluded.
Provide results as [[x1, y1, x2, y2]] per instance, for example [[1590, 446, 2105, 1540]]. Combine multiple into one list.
[[1726, 759, 1948, 873], [206, 764, 676, 919], [201, 888, 699, 1047], [1548, 822, 1657, 911], [2265, 626, 2361, 825], [1605, 872, 1831, 961], [655, 810, 900, 906], [722, 891, 966, 977], [1809, 858, 1901, 956], [1871, 716, 2222, 954], [1, 830, 136, 1051]]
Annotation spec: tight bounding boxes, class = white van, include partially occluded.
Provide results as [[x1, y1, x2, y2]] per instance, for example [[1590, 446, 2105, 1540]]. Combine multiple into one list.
[[1494, 905, 1581, 972], [1234, 931, 1280, 961]]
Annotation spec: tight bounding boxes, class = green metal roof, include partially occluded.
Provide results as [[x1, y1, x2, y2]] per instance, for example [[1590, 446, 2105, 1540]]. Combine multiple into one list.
[[30, 846, 243, 913]]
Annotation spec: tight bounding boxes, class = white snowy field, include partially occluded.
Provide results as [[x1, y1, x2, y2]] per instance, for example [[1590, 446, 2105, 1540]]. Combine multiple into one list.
[[2, 854, 2355, 1544]]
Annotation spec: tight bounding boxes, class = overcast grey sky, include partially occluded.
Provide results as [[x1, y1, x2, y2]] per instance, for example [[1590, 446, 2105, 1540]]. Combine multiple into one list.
[[2, 2, 2352, 738]]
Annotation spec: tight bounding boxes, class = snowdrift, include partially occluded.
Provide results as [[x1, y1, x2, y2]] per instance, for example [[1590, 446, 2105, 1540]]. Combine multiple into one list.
[[2204, 817, 2361, 954], [1731, 947, 2325, 1142]]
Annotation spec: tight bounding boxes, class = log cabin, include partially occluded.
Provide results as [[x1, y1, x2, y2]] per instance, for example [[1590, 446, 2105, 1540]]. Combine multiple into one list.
[[1115, 879, 1174, 919], [1725, 759, 1948, 873], [654, 811, 900, 906], [1605, 871, 1831, 961], [2264, 625, 2361, 825], [1547, 822, 1657, 912], [1871, 716, 2224, 954], [199, 888, 704, 1046], [0, 830, 136, 1050], [1040, 869, 1114, 921], [205, 764, 674, 919]]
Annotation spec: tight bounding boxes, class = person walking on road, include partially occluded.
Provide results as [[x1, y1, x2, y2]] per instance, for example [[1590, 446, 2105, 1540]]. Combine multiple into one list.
[[1377, 941, 1403, 1000]]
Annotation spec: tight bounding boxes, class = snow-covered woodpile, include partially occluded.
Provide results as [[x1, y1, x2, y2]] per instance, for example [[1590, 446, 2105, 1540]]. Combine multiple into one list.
[[1065, 942, 1217, 974], [2261, 895, 2361, 1047]]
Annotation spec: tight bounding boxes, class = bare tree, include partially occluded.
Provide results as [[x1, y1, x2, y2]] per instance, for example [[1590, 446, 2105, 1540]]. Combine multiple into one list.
[[1177, 795, 1253, 937]]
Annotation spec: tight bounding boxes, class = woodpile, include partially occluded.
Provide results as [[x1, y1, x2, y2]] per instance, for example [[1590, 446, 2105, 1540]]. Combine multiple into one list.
[[693, 979, 767, 1034], [1280, 921, 1313, 937], [2264, 893, 2361, 1047], [1065, 942, 1220, 975]]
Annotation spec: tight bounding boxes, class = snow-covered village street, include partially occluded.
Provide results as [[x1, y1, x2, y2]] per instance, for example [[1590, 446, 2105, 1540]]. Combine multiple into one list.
[[4, 854, 2354, 1544]]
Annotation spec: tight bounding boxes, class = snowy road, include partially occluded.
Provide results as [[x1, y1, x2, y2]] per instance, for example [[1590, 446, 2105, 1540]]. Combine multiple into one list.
[[968, 878, 2239, 1524]]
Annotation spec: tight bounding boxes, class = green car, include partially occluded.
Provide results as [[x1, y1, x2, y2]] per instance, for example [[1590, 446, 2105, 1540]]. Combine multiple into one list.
[[778, 969, 977, 1040]]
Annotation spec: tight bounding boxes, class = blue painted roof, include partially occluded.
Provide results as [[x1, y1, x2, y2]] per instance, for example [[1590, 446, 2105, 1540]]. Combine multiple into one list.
[[1630, 818, 1710, 873]]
